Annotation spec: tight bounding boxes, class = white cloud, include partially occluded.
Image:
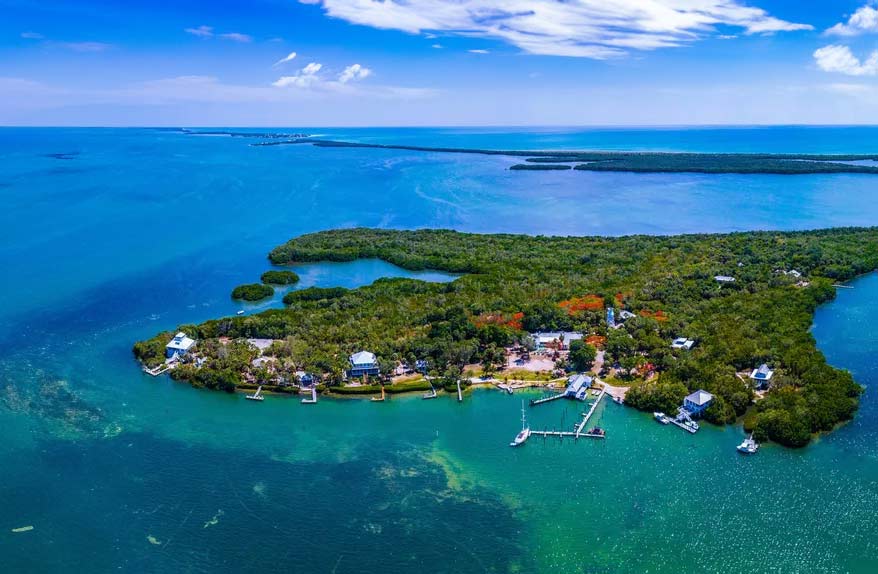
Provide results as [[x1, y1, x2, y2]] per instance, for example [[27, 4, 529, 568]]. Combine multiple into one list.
[[432, 43, 443, 49], [299, 0, 812, 59], [185, 25, 214, 38], [220, 32, 252, 43], [814, 44, 878, 76], [21, 32, 44, 40], [273, 62, 323, 88], [274, 51, 298, 66], [468, 49, 489, 54], [338, 63, 372, 83], [826, 4, 878, 36]]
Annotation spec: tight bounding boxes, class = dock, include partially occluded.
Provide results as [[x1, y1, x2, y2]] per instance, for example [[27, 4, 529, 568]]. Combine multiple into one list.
[[574, 387, 606, 437], [669, 417, 698, 433], [529, 393, 564, 406], [301, 387, 317, 404], [246, 385, 264, 401], [528, 386, 608, 441], [423, 383, 437, 400], [143, 363, 173, 377], [456, 380, 463, 402], [833, 284, 854, 289], [529, 429, 606, 440]]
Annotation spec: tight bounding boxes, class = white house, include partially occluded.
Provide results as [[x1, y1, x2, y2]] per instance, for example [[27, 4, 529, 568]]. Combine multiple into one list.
[[749, 364, 775, 389], [684, 390, 714, 416], [349, 351, 380, 377], [531, 331, 584, 350], [715, 275, 736, 283], [564, 374, 593, 401], [618, 310, 637, 321], [671, 337, 696, 351], [166, 332, 195, 359]]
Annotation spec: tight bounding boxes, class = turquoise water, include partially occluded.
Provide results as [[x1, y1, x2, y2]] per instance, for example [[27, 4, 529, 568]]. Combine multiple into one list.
[[2, 127, 878, 572]]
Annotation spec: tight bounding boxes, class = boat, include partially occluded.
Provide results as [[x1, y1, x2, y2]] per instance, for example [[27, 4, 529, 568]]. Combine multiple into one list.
[[236, 310, 245, 316], [509, 401, 531, 447], [684, 419, 700, 432], [737, 434, 759, 454], [588, 427, 606, 437], [654, 412, 670, 424], [613, 396, 624, 405], [246, 385, 264, 401]]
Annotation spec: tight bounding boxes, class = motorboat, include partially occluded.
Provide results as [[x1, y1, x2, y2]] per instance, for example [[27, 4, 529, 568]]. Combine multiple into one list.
[[737, 434, 759, 454], [654, 412, 670, 424]]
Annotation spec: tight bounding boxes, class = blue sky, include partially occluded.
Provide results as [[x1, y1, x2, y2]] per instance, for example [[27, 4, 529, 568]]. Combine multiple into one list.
[[3, 0, 878, 125]]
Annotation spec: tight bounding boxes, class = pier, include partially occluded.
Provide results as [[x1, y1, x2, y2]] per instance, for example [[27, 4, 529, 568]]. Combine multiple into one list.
[[456, 380, 463, 402], [833, 284, 854, 289], [301, 387, 317, 404], [574, 387, 606, 437], [143, 363, 173, 377], [527, 386, 608, 441], [529, 393, 565, 406], [245, 385, 264, 401]]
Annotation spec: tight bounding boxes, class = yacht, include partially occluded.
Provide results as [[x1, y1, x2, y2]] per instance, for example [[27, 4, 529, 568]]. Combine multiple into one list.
[[737, 434, 759, 454], [236, 310, 245, 316], [654, 412, 670, 424], [510, 401, 531, 447]]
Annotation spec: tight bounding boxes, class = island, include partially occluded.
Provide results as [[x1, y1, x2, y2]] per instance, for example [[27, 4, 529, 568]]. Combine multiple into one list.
[[231, 283, 274, 301], [134, 227, 878, 447], [244, 138, 878, 175]]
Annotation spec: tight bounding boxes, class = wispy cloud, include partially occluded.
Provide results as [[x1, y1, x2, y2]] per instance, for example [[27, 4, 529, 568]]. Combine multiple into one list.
[[219, 32, 252, 43], [21, 32, 44, 40], [274, 51, 298, 66], [468, 49, 489, 54], [814, 44, 878, 76], [300, 0, 812, 59], [826, 4, 878, 36], [60, 41, 111, 53], [431, 43, 443, 49], [185, 26, 252, 42], [185, 25, 214, 38]]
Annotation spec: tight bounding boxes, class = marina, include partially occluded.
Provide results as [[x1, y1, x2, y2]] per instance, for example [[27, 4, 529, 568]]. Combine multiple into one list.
[[517, 385, 608, 442]]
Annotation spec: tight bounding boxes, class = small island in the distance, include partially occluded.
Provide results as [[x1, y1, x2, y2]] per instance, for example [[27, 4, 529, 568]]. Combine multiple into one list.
[[134, 227, 878, 448], [245, 137, 878, 175]]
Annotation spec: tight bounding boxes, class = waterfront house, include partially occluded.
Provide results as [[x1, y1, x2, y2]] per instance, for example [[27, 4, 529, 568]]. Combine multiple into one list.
[[296, 371, 315, 387], [165, 332, 195, 359], [531, 331, 584, 351], [684, 390, 714, 416], [715, 275, 736, 283], [749, 364, 775, 389], [564, 374, 593, 401], [349, 351, 380, 377], [671, 337, 696, 350]]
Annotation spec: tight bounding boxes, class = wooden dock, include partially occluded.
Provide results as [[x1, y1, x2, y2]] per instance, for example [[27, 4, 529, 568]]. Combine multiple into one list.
[[669, 417, 698, 433], [529, 393, 564, 406], [143, 363, 173, 377], [301, 387, 317, 404], [574, 387, 606, 437], [456, 380, 463, 402], [529, 430, 606, 440]]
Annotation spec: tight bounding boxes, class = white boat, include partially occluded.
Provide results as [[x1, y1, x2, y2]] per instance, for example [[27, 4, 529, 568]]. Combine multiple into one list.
[[737, 434, 759, 454], [683, 419, 699, 432], [236, 310, 245, 315], [613, 396, 624, 405], [510, 401, 531, 447], [654, 412, 670, 424]]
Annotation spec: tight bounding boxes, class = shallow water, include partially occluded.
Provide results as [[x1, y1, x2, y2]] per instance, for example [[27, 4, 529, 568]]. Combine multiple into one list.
[[2, 127, 878, 572]]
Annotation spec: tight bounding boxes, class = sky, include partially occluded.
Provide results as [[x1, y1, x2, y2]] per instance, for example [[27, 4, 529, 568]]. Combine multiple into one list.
[[3, 0, 878, 126]]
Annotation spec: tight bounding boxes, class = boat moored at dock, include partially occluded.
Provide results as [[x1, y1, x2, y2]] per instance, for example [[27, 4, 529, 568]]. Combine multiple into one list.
[[510, 401, 530, 447], [654, 412, 670, 424]]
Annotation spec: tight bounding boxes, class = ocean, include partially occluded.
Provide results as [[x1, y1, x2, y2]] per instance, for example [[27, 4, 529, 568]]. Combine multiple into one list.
[[1, 126, 878, 573]]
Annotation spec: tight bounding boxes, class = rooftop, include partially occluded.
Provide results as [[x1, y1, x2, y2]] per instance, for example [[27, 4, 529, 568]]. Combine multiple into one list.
[[350, 351, 377, 365], [685, 390, 714, 406]]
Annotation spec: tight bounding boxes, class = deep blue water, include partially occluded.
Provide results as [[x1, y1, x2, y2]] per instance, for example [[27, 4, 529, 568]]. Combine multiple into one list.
[[2, 126, 878, 573]]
